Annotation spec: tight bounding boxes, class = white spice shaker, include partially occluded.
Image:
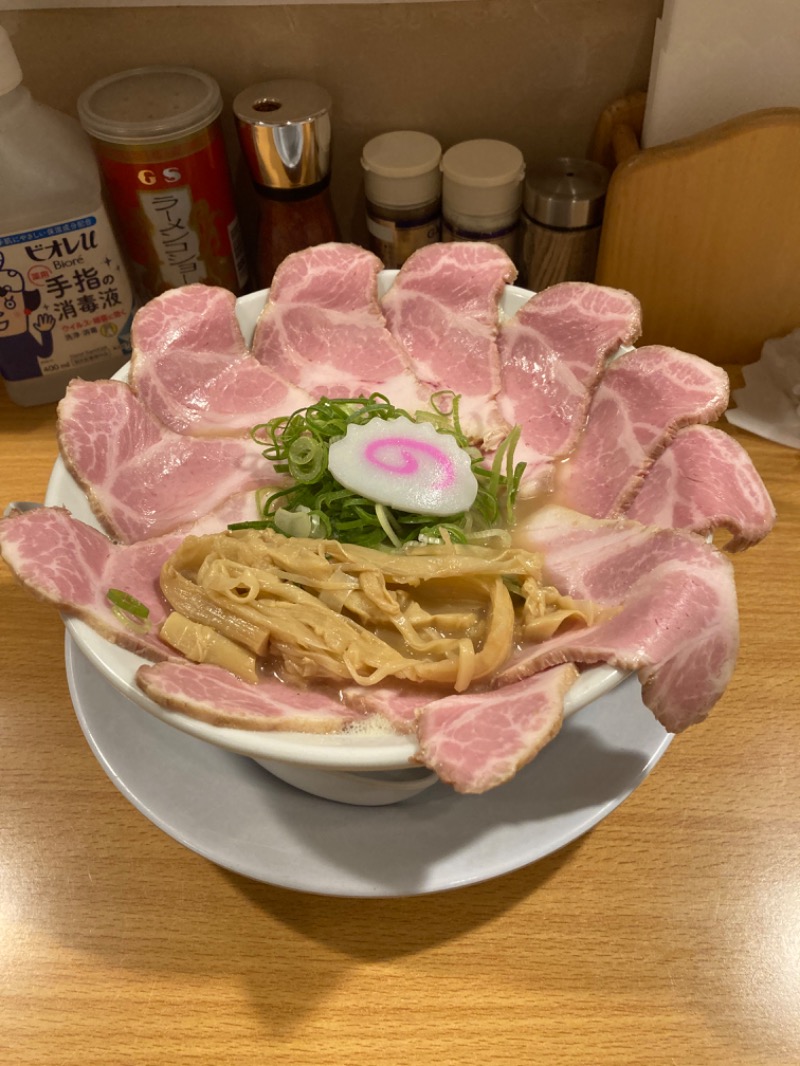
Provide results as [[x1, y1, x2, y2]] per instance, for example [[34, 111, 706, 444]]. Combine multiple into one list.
[[361, 130, 442, 269], [440, 139, 525, 260]]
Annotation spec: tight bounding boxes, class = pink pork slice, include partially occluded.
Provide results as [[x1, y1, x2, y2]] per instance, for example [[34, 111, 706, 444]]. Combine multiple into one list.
[[251, 243, 425, 412], [502, 506, 739, 733], [381, 242, 517, 447], [554, 346, 730, 518], [623, 424, 776, 551], [342, 681, 448, 733], [0, 495, 263, 660], [58, 379, 274, 543], [0, 505, 176, 660], [414, 664, 577, 794], [129, 284, 312, 436], [497, 282, 642, 496], [137, 661, 360, 733]]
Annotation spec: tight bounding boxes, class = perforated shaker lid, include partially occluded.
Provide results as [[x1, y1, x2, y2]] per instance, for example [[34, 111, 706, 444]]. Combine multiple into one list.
[[0, 28, 23, 97], [524, 158, 609, 228], [441, 139, 525, 219], [362, 131, 442, 208], [77, 66, 222, 145]]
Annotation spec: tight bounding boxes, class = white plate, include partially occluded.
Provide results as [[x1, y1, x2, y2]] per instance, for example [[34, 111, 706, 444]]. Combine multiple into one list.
[[65, 632, 671, 897], [46, 276, 627, 781]]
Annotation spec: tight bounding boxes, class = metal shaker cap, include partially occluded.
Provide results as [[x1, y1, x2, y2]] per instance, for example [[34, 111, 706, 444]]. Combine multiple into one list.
[[524, 158, 609, 229], [234, 79, 332, 190]]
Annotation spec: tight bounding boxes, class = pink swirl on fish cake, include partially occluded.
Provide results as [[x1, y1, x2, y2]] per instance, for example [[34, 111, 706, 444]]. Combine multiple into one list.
[[364, 436, 456, 490]]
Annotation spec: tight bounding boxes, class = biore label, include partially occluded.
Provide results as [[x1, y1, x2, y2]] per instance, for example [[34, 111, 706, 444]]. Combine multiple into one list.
[[0, 208, 136, 385]]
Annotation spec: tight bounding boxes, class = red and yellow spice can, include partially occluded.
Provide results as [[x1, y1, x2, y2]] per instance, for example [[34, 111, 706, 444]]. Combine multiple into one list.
[[78, 66, 249, 302]]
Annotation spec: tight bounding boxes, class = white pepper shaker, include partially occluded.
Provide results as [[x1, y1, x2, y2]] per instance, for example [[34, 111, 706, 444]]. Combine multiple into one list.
[[440, 139, 525, 260], [361, 130, 442, 269]]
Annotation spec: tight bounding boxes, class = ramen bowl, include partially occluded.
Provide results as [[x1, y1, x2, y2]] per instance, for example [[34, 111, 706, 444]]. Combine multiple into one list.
[[46, 277, 628, 806]]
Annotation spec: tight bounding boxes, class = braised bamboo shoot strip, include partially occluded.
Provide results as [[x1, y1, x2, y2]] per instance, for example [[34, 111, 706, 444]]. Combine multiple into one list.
[[158, 529, 600, 692], [159, 612, 259, 683]]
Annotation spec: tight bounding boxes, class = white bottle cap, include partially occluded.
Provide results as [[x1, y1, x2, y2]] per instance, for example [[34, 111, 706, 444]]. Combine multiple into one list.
[[441, 139, 525, 221], [0, 28, 23, 96], [362, 131, 442, 209]]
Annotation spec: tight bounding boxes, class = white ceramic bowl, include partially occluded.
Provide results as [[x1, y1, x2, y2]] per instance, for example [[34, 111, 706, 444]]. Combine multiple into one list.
[[46, 274, 627, 804]]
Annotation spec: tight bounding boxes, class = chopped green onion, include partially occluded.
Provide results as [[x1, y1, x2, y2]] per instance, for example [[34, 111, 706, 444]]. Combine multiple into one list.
[[107, 588, 149, 618], [248, 392, 526, 549], [272, 506, 329, 539], [227, 520, 271, 530], [287, 436, 326, 483], [375, 503, 403, 548], [106, 588, 151, 633]]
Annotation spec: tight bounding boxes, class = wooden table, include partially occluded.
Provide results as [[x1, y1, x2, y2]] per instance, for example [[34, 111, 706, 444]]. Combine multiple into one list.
[[1, 379, 799, 1066]]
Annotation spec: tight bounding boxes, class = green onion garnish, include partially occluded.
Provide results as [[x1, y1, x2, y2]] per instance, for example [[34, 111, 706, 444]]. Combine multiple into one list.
[[235, 393, 526, 549], [106, 588, 151, 632]]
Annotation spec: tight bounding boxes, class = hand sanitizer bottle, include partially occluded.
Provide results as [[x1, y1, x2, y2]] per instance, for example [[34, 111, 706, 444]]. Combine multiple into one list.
[[0, 27, 137, 406]]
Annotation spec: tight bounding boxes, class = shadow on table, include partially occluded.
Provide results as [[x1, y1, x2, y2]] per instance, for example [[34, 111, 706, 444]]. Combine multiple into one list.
[[228, 715, 658, 900], [217, 712, 658, 917], [49, 645, 669, 1042]]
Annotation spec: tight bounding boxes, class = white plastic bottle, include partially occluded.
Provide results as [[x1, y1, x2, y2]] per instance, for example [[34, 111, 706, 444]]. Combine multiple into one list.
[[0, 28, 137, 406], [361, 131, 442, 268], [440, 139, 525, 263]]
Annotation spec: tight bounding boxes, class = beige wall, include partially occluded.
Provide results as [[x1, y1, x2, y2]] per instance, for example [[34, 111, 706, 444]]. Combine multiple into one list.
[[1, 1, 661, 270]]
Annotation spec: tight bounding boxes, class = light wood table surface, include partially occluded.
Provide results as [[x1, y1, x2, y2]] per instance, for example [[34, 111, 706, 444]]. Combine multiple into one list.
[[1, 377, 799, 1066]]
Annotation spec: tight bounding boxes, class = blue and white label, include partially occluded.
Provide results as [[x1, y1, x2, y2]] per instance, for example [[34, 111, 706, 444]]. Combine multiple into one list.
[[0, 206, 137, 385]]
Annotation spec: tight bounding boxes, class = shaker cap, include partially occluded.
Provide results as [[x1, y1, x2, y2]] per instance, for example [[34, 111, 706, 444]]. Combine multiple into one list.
[[77, 66, 222, 145], [524, 158, 609, 229], [362, 130, 442, 208], [441, 139, 525, 219], [0, 28, 23, 97], [234, 79, 332, 190]]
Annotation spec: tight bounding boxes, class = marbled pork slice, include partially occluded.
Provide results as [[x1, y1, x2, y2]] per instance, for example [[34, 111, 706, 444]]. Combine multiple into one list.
[[381, 242, 517, 447], [0, 495, 263, 660], [623, 424, 776, 551], [0, 505, 174, 660], [136, 661, 361, 732], [501, 506, 739, 732], [554, 346, 730, 517], [342, 681, 446, 733], [129, 284, 312, 436], [251, 243, 426, 412], [58, 379, 272, 543], [414, 664, 576, 794], [497, 282, 642, 496]]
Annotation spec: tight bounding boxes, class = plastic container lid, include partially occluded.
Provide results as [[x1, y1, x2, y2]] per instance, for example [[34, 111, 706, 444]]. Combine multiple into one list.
[[441, 139, 525, 219], [77, 66, 222, 145], [524, 158, 609, 229], [361, 131, 442, 209], [0, 27, 23, 96]]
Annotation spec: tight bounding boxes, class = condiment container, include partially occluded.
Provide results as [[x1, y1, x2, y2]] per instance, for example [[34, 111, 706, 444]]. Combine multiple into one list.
[[521, 158, 609, 290], [78, 66, 248, 301], [440, 139, 525, 260], [0, 28, 137, 406], [234, 79, 340, 288], [361, 131, 442, 268]]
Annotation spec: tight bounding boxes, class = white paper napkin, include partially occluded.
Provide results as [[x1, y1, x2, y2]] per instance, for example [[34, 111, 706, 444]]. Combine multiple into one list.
[[725, 329, 800, 449], [642, 0, 800, 148]]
